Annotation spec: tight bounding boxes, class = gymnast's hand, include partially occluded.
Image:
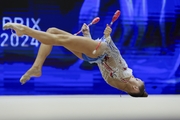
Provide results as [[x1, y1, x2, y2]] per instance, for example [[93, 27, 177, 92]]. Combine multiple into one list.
[[104, 24, 112, 38], [81, 23, 90, 35]]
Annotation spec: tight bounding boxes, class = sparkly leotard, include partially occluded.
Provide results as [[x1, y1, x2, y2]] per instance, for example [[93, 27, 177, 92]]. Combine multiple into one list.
[[82, 36, 133, 82]]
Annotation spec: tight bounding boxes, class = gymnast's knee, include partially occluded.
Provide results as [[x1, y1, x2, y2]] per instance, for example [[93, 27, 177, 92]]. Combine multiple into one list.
[[46, 27, 58, 34]]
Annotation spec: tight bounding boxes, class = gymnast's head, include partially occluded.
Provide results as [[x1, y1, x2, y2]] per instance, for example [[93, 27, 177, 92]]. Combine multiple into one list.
[[124, 77, 148, 97]]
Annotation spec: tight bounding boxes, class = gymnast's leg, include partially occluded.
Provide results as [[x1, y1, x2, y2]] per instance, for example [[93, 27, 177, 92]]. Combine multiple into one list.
[[19, 43, 52, 84], [3, 23, 104, 58], [19, 27, 84, 84]]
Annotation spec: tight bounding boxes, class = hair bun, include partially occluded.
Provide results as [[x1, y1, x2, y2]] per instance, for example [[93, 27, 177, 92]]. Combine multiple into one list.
[[143, 92, 148, 97]]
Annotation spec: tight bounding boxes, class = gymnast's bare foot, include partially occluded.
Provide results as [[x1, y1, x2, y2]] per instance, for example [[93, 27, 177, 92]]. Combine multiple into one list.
[[3, 22, 26, 36], [20, 67, 42, 85]]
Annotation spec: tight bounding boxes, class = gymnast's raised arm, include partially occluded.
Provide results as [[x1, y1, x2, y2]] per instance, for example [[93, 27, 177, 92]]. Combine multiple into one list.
[[81, 23, 92, 38], [103, 24, 112, 38], [103, 24, 112, 43]]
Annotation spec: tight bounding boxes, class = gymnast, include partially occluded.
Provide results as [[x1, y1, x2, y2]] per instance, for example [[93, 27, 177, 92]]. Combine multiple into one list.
[[3, 16, 148, 97]]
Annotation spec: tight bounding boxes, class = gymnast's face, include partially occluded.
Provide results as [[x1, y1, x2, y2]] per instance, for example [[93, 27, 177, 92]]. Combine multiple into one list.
[[126, 77, 144, 93]]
